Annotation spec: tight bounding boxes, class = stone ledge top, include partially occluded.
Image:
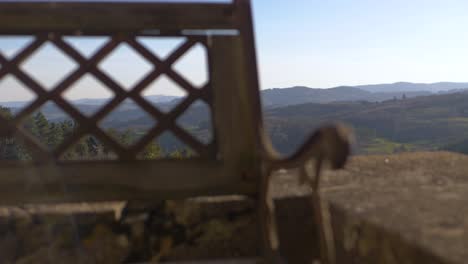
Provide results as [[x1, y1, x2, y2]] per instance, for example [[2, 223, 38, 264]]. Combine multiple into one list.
[[272, 151, 468, 264]]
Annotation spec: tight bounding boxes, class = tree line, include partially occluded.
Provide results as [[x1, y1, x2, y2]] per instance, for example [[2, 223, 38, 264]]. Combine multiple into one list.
[[0, 106, 192, 161]]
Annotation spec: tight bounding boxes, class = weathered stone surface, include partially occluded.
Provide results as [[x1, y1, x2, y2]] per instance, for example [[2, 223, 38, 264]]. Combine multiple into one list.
[[273, 151, 468, 264], [274, 196, 320, 263], [1, 151, 467, 263], [0, 198, 258, 263]]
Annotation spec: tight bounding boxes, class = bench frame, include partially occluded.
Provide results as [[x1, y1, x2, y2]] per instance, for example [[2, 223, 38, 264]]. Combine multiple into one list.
[[0, 1, 352, 262], [0, 0, 264, 204]]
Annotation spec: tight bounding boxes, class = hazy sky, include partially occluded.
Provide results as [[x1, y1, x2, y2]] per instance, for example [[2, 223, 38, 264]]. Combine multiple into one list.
[[1, 0, 468, 101], [254, 0, 468, 89]]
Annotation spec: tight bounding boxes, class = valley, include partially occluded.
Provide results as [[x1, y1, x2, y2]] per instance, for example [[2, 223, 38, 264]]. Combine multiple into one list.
[[3, 81, 468, 157]]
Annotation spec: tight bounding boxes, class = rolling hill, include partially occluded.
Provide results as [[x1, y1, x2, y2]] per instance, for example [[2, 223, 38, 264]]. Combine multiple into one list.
[[261, 86, 431, 107], [265, 90, 468, 155], [355, 82, 468, 93], [4, 82, 468, 156], [3, 81, 468, 109]]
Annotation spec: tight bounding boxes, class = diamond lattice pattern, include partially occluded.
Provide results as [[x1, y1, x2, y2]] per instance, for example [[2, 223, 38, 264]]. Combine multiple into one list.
[[0, 34, 215, 162]]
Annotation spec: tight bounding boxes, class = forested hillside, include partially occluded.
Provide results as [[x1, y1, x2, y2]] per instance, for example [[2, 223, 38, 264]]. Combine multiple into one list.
[[4, 87, 468, 159], [261, 86, 431, 107], [0, 107, 192, 161], [266, 91, 468, 155]]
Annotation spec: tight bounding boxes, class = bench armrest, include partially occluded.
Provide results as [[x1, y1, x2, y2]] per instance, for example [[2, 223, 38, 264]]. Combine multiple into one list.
[[260, 123, 353, 264], [266, 123, 353, 174]]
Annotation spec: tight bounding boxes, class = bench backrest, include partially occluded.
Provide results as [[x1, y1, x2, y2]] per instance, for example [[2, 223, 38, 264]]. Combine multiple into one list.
[[0, 0, 263, 204]]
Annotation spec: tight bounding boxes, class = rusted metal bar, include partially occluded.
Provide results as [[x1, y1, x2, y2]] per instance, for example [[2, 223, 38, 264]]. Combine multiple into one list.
[[0, 160, 257, 205], [0, 2, 236, 34]]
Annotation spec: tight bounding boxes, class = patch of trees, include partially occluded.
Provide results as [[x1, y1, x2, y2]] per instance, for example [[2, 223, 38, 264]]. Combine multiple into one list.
[[0, 106, 192, 161]]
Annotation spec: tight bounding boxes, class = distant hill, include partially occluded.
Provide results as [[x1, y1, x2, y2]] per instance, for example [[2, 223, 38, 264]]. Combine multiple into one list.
[[3, 82, 468, 109], [4, 82, 468, 156], [265, 90, 468, 155], [24, 89, 468, 156], [262, 86, 368, 106], [82, 95, 179, 105], [261, 82, 468, 107], [261, 86, 431, 107], [355, 82, 468, 93], [0, 95, 180, 108]]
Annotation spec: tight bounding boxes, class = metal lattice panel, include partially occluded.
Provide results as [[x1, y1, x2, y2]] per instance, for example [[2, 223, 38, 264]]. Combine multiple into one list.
[[0, 33, 217, 163], [0, 0, 263, 205]]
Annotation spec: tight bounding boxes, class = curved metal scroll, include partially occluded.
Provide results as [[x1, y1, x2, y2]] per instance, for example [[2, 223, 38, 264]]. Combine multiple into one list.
[[261, 123, 354, 264]]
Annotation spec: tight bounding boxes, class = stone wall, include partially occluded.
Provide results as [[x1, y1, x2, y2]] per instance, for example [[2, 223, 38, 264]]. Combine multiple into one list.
[[0, 198, 258, 263], [1, 152, 467, 263]]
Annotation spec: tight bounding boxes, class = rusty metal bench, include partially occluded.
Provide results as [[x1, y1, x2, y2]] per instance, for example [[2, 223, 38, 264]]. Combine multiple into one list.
[[0, 1, 352, 263]]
